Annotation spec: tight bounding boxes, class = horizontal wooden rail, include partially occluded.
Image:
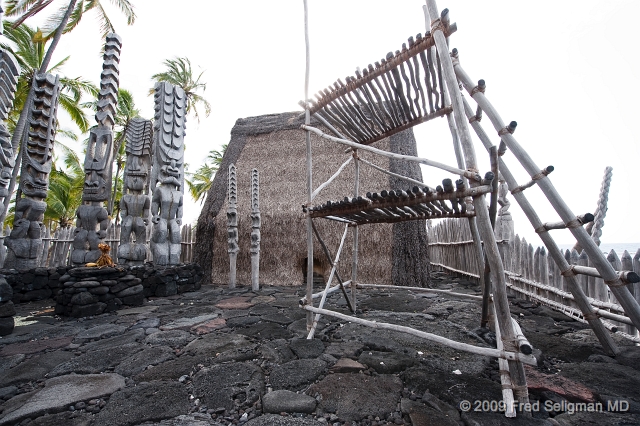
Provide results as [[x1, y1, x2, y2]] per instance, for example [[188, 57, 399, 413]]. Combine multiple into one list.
[[303, 305, 537, 364], [301, 124, 480, 181], [539, 213, 594, 232], [356, 283, 482, 301]]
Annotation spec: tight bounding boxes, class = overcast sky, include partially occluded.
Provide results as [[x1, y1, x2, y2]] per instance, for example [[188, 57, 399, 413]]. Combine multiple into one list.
[[40, 0, 640, 246]]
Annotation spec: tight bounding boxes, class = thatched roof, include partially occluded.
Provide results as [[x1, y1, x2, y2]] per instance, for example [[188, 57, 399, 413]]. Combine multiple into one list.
[[194, 111, 430, 287]]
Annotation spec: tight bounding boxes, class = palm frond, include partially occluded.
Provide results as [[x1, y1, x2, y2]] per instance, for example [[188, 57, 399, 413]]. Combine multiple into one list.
[[5, 0, 56, 27]]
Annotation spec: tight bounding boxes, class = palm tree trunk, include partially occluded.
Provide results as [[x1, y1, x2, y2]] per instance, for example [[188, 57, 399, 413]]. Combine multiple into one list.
[[38, 0, 78, 74], [2, 0, 78, 224]]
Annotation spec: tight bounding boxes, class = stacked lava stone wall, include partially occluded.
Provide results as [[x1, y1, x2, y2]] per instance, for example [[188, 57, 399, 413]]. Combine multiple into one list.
[[0, 263, 203, 320]]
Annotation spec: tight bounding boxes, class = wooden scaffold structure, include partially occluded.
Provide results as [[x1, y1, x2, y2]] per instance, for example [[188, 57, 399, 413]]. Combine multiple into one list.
[[298, 0, 640, 418]]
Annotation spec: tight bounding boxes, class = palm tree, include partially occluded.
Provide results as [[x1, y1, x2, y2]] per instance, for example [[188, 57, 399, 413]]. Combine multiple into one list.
[[2, 0, 136, 222], [1, 21, 98, 134], [185, 145, 226, 204], [0, 20, 98, 225], [6, 0, 136, 40], [151, 57, 211, 121], [45, 146, 84, 228]]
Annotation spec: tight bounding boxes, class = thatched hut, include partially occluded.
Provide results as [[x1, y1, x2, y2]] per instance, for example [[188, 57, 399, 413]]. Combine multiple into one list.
[[194, 111, 430, 287]]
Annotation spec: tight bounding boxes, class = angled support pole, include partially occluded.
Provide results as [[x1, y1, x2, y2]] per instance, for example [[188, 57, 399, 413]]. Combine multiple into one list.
[[455, 59, 640, 333], [427, 0, 530, 408], [460, 89, 619, 356], [308, 224, 350, 339], [421, 5, 486, 321], [310, 220, 355, 313]]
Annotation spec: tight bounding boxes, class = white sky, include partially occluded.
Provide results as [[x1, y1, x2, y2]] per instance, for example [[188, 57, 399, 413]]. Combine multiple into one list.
[[39, 0, 640, 245]]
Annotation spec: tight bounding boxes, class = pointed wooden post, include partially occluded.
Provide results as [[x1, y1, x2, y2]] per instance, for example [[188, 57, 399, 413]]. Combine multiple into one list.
[[227, 164, 239, 288], [250, 169, 261, 291]]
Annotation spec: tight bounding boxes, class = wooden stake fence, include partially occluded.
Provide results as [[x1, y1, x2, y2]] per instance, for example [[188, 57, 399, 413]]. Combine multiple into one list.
[[429, 218, 640, 343], [0, 222, 197, 268]]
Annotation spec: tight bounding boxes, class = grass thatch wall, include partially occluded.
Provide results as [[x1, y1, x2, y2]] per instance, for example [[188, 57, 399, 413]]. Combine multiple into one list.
[[195, 111, 429, 287]]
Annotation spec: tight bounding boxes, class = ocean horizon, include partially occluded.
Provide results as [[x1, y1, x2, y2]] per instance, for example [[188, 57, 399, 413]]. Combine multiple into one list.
[[556, 242, 640, 259]]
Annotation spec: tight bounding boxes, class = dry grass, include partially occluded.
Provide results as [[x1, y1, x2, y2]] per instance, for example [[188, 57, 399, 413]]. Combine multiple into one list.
[[210, 118, 397, 286]]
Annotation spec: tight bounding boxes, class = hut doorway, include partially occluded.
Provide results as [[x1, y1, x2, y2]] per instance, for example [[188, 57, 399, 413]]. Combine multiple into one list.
[[302, 257, 325, 286]]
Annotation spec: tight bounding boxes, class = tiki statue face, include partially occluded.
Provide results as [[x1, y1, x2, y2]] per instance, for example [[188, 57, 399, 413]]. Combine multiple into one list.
[[159, 158, 182, 189], [0, 164, 11, 197], [124, 152, 150, 193], [21, 155, 53, 199], [83, 127, 113, 201]]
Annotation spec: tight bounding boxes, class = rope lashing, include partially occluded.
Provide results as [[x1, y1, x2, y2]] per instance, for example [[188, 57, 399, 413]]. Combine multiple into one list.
[[606, 279, 627, 288], [470, 79, 486, 96], [582, 312, 600, 321], [534, 225, 547, 234], [498, 121, 517, 136], [510, 166, 554, 194], [560, 266, 576, 277]]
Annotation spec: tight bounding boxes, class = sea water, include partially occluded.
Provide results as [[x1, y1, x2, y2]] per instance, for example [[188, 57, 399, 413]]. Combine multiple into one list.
[[557, 243, 640, 259]]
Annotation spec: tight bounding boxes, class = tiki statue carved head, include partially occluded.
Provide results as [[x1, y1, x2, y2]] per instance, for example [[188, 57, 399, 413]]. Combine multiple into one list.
[[83, 126, 113, 201]]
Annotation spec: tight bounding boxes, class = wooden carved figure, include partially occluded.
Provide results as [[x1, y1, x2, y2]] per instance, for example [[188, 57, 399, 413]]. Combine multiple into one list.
[[495, 178, 514, 241], [250, 168, 260, 290], [227, 164, 238, 288], [4, 73, 60, 269], [71, 33, 122, 265], [0, 49, 19, 205], [118, 118, 153, 265], [150, 82, 185, 265]]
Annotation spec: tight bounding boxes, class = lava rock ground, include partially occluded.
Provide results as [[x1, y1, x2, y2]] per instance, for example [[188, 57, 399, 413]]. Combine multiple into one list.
[[0, 271, 639, 426]]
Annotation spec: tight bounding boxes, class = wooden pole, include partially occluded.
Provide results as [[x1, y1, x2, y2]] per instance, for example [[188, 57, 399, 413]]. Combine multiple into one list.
[[482, 148, 499, 327], [304, 305, 537, 365], [311, 156, 352, 201], [454, 61, 640, 332], [303, 0, 314, 331], [490, 298, 516, 418], [351, 151, 360, 312], [357, 283, 482, 301], [425, 0, 530, 407], [311, 220, 355, 313], [308, 224, 350, 339], [460, 93, 619, 356], [301, 125, 480, 181], [357, 157, 434, 191], [422, 5, 486, 318]]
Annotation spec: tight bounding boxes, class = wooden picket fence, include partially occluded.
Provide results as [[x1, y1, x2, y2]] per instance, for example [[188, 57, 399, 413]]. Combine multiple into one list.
[[428, 218, 640, 342], [0, 222, 196, 268]]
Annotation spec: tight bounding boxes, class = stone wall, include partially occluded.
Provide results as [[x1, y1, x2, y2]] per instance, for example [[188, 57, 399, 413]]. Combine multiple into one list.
[[0, 263, 203, 320], [0, 277, 14, 336]]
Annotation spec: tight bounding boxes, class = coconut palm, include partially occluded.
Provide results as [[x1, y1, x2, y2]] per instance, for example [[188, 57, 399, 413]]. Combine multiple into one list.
[[45, 147, 84, 228], [4, 0, 135, 155], [1, 20, 98, 134], [0, 20, 98, 225], [185, 145, 226, 204], [6, 0, 136, 40], [151, 57, 211, 121], [1, 0, 136, 223]]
